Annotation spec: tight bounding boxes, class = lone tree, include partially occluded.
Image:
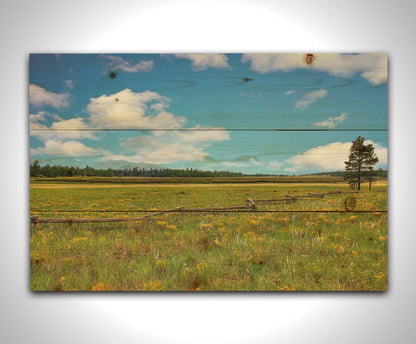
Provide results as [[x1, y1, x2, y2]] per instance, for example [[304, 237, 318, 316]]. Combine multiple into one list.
[[344, 136, 379, 190]]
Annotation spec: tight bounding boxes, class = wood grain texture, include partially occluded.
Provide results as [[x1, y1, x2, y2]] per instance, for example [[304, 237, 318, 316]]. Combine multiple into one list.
[[29, 53, 387, 130]]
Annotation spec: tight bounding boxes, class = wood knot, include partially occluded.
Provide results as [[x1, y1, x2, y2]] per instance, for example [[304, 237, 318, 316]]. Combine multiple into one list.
[[304, 53, 315, 65]]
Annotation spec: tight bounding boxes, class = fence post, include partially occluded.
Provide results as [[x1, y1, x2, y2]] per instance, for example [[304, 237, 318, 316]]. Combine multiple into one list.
[[246, 198, 256, 210]]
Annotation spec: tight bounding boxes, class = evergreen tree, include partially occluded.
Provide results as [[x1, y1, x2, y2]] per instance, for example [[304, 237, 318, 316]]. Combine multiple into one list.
[[30, 160, 42, 177], [344, 136, 379, 190], [362, 143, 379, 190]]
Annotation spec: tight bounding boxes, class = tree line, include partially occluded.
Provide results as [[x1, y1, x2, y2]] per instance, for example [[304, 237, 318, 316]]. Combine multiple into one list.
[[29, 161, 244, 178], [307, 170, 387, 178]]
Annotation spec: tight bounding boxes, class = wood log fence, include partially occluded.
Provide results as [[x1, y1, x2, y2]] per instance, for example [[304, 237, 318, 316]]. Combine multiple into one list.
[[30, 190, 364, 225], [247, 197, 296, 203], [31, 204, 256, 225], [30, 207, 185, 224]]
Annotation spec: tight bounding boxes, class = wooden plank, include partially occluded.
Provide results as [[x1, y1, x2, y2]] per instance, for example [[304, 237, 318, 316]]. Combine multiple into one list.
[[30, 183, 387, 213], [29, 53, 387, 130], [31, 207, 184, 224], [29, 131, 387, 176]]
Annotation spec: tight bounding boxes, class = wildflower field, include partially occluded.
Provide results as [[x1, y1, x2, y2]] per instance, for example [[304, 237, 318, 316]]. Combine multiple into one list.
[[30, 179, 387, 291]]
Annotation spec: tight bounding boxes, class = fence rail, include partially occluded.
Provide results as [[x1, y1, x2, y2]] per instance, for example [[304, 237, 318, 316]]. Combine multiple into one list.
[[30, 190, 383, 225]]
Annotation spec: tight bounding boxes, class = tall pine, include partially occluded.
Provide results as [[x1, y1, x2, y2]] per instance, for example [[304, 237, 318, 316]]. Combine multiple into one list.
[[344, 136, 379, 190]]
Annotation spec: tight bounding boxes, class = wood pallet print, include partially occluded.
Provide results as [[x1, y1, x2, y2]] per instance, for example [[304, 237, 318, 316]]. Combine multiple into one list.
[[29, 53, 388, 291]]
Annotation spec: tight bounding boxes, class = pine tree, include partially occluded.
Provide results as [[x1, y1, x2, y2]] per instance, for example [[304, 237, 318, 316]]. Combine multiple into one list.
[[30, 160, 42, 177], [362, 143, 379, 190], [344, 136, 379, 190]]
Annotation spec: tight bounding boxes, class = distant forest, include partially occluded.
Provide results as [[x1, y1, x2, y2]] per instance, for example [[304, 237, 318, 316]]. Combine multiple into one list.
[[306, 170, 388, 178], [29, 160, 388, 178], [29, 160, 243, 178]]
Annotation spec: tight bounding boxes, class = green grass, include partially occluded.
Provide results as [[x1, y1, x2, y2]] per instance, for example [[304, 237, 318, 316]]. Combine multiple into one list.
[[30, 175, 347, 184], [30, 181, 387, 291]]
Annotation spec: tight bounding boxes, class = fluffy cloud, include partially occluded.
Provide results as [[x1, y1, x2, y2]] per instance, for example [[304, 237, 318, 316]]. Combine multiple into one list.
[[29, 111, 48, 130], [210, 159, 283, 175], [30, 113, 97, 140], [30, 89, 231, 163], [87, 89, 186, 129], [171, 127, 231, 143], [314, 113, 348, 128], [103, 144, 206, 165], [219, 158, 261, 168], [295, 89, 328, 109], [30, 140, 109, 157], [29, 84, 70, 109], [104, 129, 230, 165], [102, 55, 154, 72], [174, 53, 231, 71], [285, 140, 387, 172], [241, 53, 388, 85], [50, 117, 89, 131]]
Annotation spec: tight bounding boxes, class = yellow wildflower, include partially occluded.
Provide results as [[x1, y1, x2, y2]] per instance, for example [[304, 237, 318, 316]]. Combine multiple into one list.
[[349, 215, 358, 223], [91, 282, 109, 291]]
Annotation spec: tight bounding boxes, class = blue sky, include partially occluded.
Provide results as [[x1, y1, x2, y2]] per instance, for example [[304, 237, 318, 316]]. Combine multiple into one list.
[[29, 53, 387, 174]]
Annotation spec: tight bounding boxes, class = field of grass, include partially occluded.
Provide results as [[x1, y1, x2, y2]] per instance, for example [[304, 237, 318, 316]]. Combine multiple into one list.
[[30, 179, 387, 291], [30, 175, 346, 184]]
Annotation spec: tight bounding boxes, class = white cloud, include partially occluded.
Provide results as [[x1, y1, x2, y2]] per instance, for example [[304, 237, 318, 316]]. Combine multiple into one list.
[[29, 111, 48, 129], [87, 89, 186, 129], [50, 118, 97, 140], [64, 79, 74, 89], [285, 90, 296, 95], [219, 158, 261, 169], [29, 84, 70, 109], [104, 147, 206, 165], [30, 140, 109, 157], [285, 140, 387, 172], [267, 160, 283, 170], [29, 111, 63, 129], [104, 137, 207, 164], [241, 53, 388, 85], [49, 117, 88, 131], [214, 159, 282, 172], [295, 89, 328, 109], [314, 113, 348, 128], [103, 55, 154, 72], [150, 102, 169, 112], [106, 128, 231, 165], [172, 127, 230, 143], [174, 53, 231, 71], [241, 53, 305, 74], [30, 114, 97, 141], [30, 89, 231, 165]]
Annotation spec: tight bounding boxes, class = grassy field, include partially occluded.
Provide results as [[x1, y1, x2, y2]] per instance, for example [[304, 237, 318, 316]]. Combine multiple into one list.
[[30, 175, 345, 184], [30, 179, 387, 291]]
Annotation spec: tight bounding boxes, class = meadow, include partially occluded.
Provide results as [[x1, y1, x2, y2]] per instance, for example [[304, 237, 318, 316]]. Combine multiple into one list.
[[30, 179, 387, 291]]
